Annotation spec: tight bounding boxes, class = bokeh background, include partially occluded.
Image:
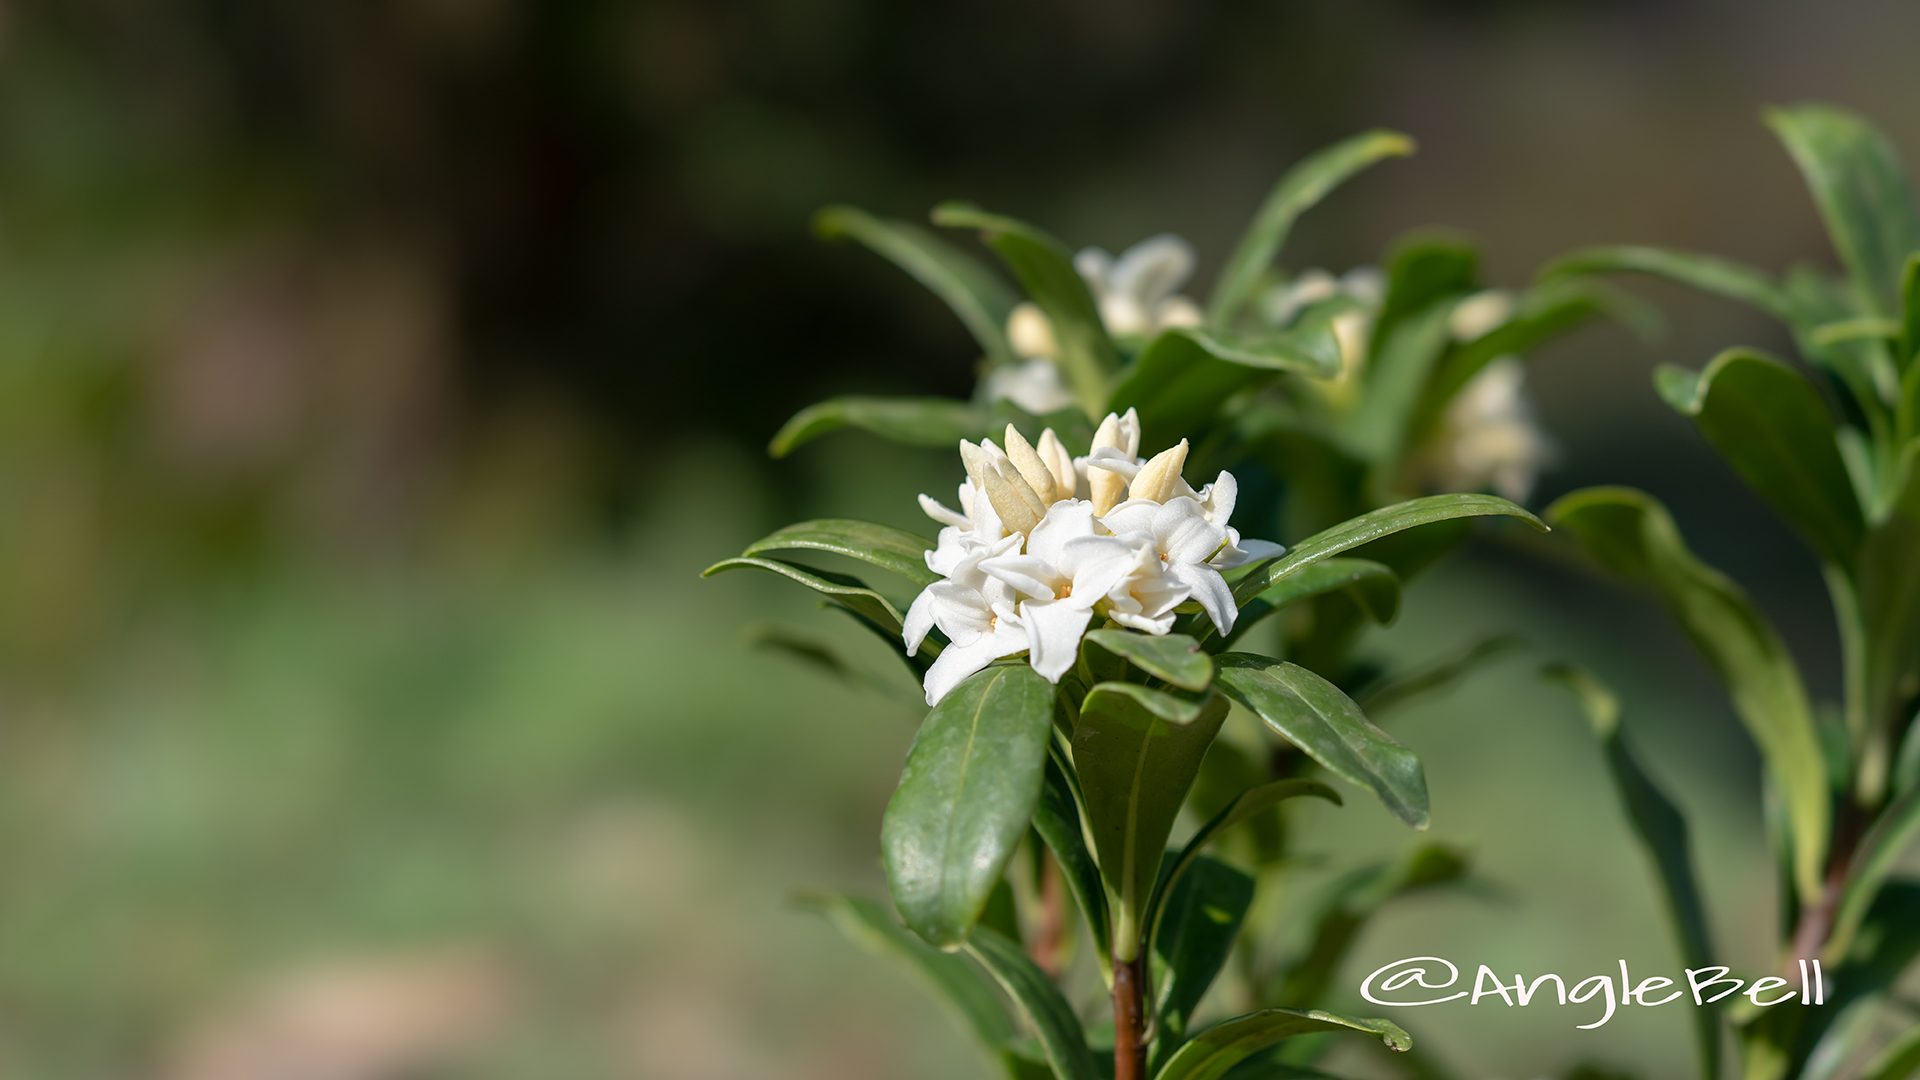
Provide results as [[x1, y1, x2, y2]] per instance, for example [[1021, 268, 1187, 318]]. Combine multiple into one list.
[[6, 1, 1919, 1076]]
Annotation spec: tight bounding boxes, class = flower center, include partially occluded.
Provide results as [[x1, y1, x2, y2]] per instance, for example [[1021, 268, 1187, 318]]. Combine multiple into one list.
[[1054, 583, 1073, 600]]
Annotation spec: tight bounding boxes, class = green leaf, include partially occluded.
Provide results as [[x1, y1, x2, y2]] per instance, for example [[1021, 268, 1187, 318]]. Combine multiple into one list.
[[795, 892, 1018, 1062], [1083, 630, 1214, 691], [1766, 104, 1920, 314], [1230, 493, 1546, 608], [1035, 756, 1112, 966], [1862, 1024, 1920, 1080], [1214, 657, 1428, 829], [934, 203, 1118, 416], [815, 205, 1020, 364], [964, 927, 1102, 1080], [1860, 445, 1920, 776], [1072, 684, 1229, 960], [743, 518, 940, 589], [1902, 252, 1920, 370], [1356, 635, 1518, 715], [1149, 856, 1254, 1064], [1211, 558, 1399, 650], [1825, 784, 1920, 962], [1154, 1009, 1411, 1080], [882, 665, 1057, 948], [1110, 325, 1340, 448], [1542, 663, 1719, 1080], [1209, 130, 1416, 325], [1544, 245, 1793, 320], [1547, 487, 1830, 898], [769, 395, 987, 457], [1270, 843, 1471, 1008], [1348, 239, 1479, 461], [1150, 780, 1340, 947], [702, 556, 906, 635], [1809, 317, 1905, 348], [1656, 349, 1865, 566]]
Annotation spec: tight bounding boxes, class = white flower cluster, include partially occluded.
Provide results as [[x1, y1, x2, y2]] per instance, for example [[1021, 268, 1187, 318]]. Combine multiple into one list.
[[904, 409, 1282, 705]]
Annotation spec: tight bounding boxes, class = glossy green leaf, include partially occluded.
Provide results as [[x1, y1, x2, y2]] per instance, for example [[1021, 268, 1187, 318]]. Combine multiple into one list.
[[1155, 1009, 1411, 1080], [1083, 630, 1214, 691], [1547, 487, 1830, 898], [1825, 784, 1920, 963], [1543, 663, 1718, 1080], [1149, 856, 1253, 1064], [815, 205, 1020, 363], [1656, 349, 1864, 566], [1766, 104, 1920, 313], [1230, 493, 1546, 608], [743, 518, 940, 588], [1034, 756, 1112, 966], [1186, 741, 1289, 866], [964, 926, 1102, 1080], [1210, 558, 1399, 650], [796, 892, 1017, 1062], [1150, 779, 1340, 949], [1073, 683, 1229, 960], [1208, 129, 1415, 325], [1111, 325, 1340, 447], [1545, 245, 1793, 320], [882, 664, 1056, 948], [934, 203, 1117, 415], [1214, 657, 1428, 829], [702, 556, 905, 635], [1357, 635, 1516, 715], [769, 395, 986, 457], [1270, 843, 1470, 1008]]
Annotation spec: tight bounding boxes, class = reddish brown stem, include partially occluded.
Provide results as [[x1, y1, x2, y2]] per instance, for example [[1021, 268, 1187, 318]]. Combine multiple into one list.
[[1785, 801, 1869, 974], [1113, 956, 1146, 1080]]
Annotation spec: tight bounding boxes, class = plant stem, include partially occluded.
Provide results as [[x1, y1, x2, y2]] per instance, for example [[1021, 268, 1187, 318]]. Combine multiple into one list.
[[1112, 954, 1146, 1080]]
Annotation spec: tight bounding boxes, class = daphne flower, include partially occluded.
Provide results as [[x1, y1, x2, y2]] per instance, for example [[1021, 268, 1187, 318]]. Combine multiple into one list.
[[903, 533, 1028, 705], [1101, 496, 1239, 636], [979, 503, 1139, 682], [981, 357, 1076, 415], [1421, 359, 1554, 501], [1002, 236, 1205, 362]]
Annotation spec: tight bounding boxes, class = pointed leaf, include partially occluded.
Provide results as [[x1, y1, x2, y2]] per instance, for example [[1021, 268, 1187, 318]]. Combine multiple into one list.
[[1209, 558, 1399, 649], [815, 205, 1019, 364], [1035, 755, 1112, 965], [1149, 780, 1340, 951], [1149, 856, 1253, 1064], [883, 665, 1057, 948], [703, 556, 906, 634], [1083, 630, 1214, 691], [1825, 783, 1920, 963], [1766, 104, 1920, 313], [1230, 494, 1545, 607], [1545, 245, 1793, 320], [1214, 657, 1428, 828], [1073, 684, 1229, 960], [796, 893, 1018, 1062], [964, 927, 1102, 1080], [1543, 664, 1718, 1080], [743, 519, 940, 588], [770, 395, 987, 457], [1209, 130, 1415, 324], [1657, 349, 1864, 566], [1154, 1008, 1411, 1080], [1111, 325, 1341, 447], [934, 203, 1118, 415], [1423, 277, 1657, 416], [1547, 487, 1830, 898]]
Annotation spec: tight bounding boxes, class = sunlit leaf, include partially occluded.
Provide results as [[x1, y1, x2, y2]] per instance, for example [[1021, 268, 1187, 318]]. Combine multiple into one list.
[[1153, 1008, 1411, 1080], [816, 205, 1020, 364], [743, 518, 940, 588], [702, 555, 906, 635], [1083, 630, 1214, 691], [770, 395, 987, 457], [1766, 103, 1920, 314]]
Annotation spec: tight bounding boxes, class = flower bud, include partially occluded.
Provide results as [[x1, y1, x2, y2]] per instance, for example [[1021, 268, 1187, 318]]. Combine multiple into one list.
[[1129, 439, 1189, 503], [1036, 429, 1077, 502], [1003, 424, 1065, 505], [983, 459, 1046, 535], [1006, 303, 1057, 359]]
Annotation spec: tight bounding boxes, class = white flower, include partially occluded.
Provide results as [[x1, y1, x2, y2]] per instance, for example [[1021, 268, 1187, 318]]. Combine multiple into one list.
[[1263, 267, 1385, 399], [1448, 289, 1514, 342], [1423, 359, 1555, 501], [981, 357, 1076, 415], [998, 236, 1205, 371], [904, 413, 1285, 703]]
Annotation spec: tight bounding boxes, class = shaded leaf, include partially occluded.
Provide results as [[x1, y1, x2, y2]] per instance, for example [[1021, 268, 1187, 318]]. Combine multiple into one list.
[[1357, 635, 1517, 715], [815, 205, 1019, 363], [1150, 780, 1340, 950], [1215, 657, 1428, 828], [1825, 783, 1920, 963], [1149, 856, 1254, 1066], [1543, 663, 1719, 1080], [1073, 684, 1229, 959], [1545, 245, 1793, 320], [1547, 487, 1830, 898], [1270, 843, 1471, 1008], [744, 518, 940, 588], [703, 556, 906, 635], [1154, 1009, 1411, 1080], [1208, 129, 1415, 325], [770, 395, 986, 457], [1112, 325, 1340, 448], [1860, 446, 1920, 764], [1766, 103, 1920, 314], [964, 926, 1102, 1080], [1083, 630, 1214, 691], [883, 665, 1057, 948], [1211, 558, 1399, 650]]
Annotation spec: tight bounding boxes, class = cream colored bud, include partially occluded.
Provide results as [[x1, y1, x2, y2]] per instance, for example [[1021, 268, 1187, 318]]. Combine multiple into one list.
[[1090, 408, 1141, 458], [1003, 424, 1064, 505], [1006, 303, 1057, 359], [958, 440, 991, 489], [1129, 439, 1189, 503], [1157, 295, 1203, 329], [983, 459, 1047, 535], [1035, 429, 1077, 501], [1448, 290, 1514, 342], [1089, 467, 1127, 516]]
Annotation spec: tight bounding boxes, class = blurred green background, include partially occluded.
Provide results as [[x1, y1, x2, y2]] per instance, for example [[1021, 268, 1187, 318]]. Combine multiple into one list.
[[5, 1, 1918, 1076]]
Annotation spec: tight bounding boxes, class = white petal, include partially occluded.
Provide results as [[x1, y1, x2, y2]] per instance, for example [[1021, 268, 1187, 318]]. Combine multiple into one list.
[[1154, 498, 1225, 564], [1197, 470, 1238, 527], [1110, 235, 1196, 311], [1073, 247, 1114, 293], [1025, 500, 1098, 568], [979, 554, 1061, 601], [917, 493, 970, 530], [1021, 601, 1092, 683], [903, 586, 938, 655], [922, 630, 1025, 706], [1173, 563, 1238, 636]]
